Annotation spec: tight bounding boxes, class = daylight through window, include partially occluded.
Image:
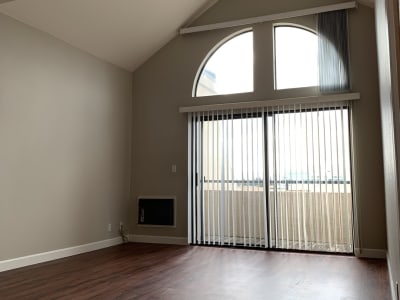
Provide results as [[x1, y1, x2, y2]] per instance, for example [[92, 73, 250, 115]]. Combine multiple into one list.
[[274, 25, 318, 90], [195, 30, 253, 97]]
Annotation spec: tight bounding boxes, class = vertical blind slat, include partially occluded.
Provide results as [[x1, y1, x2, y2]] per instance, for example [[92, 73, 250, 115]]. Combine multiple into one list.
[[188, 113, 193, 244], [341, 106, 350, 249], [211, 111, 215, 244], [263, 107, 268, 248], [335, 108, 343, 249]]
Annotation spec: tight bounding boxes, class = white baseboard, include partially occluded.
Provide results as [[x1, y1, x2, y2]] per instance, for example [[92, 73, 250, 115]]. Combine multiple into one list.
[[354, 248, 387, 259], [387, 254, 398, 300], [0, 237, 122, 273], [128, 234, 188, 245]]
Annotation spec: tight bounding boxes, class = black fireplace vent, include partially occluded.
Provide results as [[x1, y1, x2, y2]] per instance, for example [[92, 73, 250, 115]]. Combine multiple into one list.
[[138, 197, 175, 226]]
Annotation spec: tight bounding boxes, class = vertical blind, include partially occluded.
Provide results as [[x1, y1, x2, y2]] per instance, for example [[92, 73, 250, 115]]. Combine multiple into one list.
[[189, 107, 267, 247], [188, 101, 353, 253], [318, 9, 350, 92]]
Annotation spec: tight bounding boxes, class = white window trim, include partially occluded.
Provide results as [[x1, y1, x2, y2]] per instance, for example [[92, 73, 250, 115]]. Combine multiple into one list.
[[180, 1, 357, 34], [180, 92, 360, 113]]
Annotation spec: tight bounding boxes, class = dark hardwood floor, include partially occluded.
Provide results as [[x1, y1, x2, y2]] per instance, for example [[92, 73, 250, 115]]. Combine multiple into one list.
[[0, 243, 390, 299]]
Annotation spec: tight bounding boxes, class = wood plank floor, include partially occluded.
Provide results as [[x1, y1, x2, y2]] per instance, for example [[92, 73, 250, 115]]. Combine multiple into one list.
[[0, 243, 390, 300]]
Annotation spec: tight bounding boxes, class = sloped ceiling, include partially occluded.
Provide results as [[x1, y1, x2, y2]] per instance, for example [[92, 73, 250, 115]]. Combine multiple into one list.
[[0, 0, 375, 71], [0, 0, 217, 71]]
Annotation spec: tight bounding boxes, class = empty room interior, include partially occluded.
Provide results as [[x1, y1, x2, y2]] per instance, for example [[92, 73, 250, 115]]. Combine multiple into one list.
[[0, 0, 400, 299]]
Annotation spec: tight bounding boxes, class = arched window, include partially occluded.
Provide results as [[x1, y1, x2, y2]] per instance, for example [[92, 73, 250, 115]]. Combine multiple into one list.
[[274, 25, 318, 90], [194, 30, 253, 97]]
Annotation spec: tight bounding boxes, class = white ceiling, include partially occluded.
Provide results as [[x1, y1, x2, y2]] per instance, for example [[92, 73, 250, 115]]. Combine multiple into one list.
[[0, 0, 216, 71]]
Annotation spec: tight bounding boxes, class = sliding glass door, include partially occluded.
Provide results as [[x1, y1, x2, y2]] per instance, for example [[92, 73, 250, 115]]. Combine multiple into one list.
[[267, 105, 353, 253], [189, 102, 354, 253], [191, 110, 267, 247]]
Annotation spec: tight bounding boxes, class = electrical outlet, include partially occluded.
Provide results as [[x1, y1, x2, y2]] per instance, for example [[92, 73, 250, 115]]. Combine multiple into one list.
[[107, 223, 112, 232], [119, 222, 123, 231]]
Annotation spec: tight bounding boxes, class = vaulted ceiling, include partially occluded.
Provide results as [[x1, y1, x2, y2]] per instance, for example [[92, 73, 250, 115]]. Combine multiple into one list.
[[0, 0, 217, 71], [0, 0, 375, 72]]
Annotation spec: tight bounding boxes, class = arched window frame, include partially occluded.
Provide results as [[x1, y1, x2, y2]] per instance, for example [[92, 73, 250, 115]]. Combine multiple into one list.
[[273, 23, 319, 91], [193, 28, 253, 98]]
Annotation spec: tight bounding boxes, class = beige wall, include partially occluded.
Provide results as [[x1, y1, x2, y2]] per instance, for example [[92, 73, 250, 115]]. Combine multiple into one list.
[[375, 0, 400, 297], [131, 0, 387, 251], [0, 13, 132, 260]]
